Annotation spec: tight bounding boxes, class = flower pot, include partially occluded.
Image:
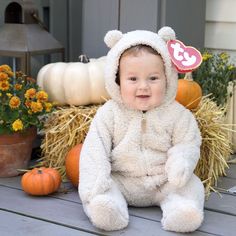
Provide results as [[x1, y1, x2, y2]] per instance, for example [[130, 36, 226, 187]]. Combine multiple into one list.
[[0, 127, 37, 177]]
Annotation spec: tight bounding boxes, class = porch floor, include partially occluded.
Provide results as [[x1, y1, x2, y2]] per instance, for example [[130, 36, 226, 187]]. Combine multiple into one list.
[[1, 157, 236, 236]]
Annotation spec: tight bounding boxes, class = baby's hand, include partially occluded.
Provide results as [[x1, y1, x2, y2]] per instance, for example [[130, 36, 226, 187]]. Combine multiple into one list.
[[165, 150, 192, 188]]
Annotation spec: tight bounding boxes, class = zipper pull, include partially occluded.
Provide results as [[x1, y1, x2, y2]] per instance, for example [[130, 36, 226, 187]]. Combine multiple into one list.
[[141, 112, 146, 133]]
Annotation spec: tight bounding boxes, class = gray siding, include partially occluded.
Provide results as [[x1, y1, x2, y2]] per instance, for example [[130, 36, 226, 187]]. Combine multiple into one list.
[[164, 0, 206, 49], [119, 0, 159, 32], [81, 0, 206, 58], [81, 0, 119, 58]]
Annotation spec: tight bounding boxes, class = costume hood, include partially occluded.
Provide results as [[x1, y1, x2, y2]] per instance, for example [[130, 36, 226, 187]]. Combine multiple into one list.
[[104, 26, 178, 109]]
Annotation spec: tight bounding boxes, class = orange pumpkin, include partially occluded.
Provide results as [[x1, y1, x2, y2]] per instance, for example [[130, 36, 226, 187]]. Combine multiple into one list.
[[21, 167, 61, 196], [175, 72, 202, 109], [65, 143, 82, 187]]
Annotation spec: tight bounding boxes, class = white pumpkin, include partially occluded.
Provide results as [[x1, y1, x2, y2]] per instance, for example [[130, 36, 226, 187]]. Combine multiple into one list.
[[37, 55, 110, 105]]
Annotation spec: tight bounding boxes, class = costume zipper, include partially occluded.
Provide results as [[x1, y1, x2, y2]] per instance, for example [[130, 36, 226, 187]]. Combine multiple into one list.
[[141, 112, 149, 176], [141, 112, 147, 133]]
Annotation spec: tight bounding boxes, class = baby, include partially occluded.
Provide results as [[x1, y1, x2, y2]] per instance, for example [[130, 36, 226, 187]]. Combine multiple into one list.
[[79, 27, 204, 233]]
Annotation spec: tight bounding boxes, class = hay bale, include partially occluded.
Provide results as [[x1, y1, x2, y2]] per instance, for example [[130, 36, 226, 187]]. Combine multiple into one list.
[[193, 96, 233, 196], [37, 98, 233, 196], [36, 105, 99, 179]]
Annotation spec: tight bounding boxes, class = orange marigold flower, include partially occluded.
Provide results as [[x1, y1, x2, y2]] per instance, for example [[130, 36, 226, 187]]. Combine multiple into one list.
[[44, 102, 53, 112], [12, 119, 23, 131], [7, 71, 14, 77], [0, 64, 11, 72], [30, 101, 43, 113], [25, 100, 31, 108], [9, 96, 21, 109], [0, 72, 8, 81], [25, 88, 36, 99], [0, 80, 10, 91], [36, 90, 48, 102], [14, 83, 22, 90]]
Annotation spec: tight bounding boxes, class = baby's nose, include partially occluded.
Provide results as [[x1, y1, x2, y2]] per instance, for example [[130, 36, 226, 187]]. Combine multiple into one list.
[[138, 80, 149, 89]]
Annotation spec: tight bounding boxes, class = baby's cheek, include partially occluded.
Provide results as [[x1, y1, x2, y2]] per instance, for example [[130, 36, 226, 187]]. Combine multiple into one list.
[[160, 83, 167, 100]]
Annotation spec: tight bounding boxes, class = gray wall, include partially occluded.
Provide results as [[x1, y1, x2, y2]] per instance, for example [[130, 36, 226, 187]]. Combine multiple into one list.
[[0, 0, 206, 74], [81, 0, 206, 57]]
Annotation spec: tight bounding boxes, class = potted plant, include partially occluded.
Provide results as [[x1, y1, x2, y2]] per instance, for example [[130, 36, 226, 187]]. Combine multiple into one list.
[[192, 51, 236, 152], [0, 64, 54, 177]]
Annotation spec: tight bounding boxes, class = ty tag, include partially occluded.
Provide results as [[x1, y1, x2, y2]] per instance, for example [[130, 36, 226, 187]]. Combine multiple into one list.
[[167, 39, 202, 73]]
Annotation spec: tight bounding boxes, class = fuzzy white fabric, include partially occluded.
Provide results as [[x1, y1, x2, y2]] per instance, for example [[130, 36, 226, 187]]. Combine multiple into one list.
[[79, 26, 204, 233], [104, 30, 123, 48]]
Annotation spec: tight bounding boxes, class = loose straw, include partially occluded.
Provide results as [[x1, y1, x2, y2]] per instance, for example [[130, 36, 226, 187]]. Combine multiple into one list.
[[35, 105, 99, 179], [193, 96, 233, 197]]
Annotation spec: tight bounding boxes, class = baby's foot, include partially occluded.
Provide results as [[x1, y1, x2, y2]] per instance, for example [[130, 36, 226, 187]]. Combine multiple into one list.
[[88, 195, 129, 231], [161, 204, 203, 232]]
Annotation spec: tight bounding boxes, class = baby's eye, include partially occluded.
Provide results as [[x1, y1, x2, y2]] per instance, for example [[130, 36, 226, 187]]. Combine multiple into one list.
[[129, 77, 137, 81], [149, 76, 159, 81]]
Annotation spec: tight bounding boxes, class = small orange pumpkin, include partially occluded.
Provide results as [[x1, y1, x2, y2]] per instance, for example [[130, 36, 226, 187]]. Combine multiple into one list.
[[21, 167, 61, 196], [175, 72, 202, 109], [65, 143, 82, 187]]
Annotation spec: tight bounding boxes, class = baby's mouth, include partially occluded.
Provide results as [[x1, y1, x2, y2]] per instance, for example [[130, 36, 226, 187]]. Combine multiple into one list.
[[136, 95, 150, 98]]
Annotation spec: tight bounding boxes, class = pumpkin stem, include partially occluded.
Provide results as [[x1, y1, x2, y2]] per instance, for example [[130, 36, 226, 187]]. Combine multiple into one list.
[[37, 169, 43, 174], [184, 72, 193, 81], [78, 55, 90, 63]]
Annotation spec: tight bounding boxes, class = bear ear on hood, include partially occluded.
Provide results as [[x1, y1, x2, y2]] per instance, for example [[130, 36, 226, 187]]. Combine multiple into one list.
[[158, 26, 176, 42], [104, 30, 123, 48]]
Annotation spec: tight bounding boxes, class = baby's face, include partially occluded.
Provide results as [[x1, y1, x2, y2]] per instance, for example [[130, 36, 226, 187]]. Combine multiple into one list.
[[119, 51, 166, 111]]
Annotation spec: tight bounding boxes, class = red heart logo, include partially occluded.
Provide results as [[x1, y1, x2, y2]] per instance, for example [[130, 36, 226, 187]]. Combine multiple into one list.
[[167, 39, 202, 73]]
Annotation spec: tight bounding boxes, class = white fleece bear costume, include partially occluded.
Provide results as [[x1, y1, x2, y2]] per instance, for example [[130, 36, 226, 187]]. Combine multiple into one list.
[[79, 27, 205, 233]]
